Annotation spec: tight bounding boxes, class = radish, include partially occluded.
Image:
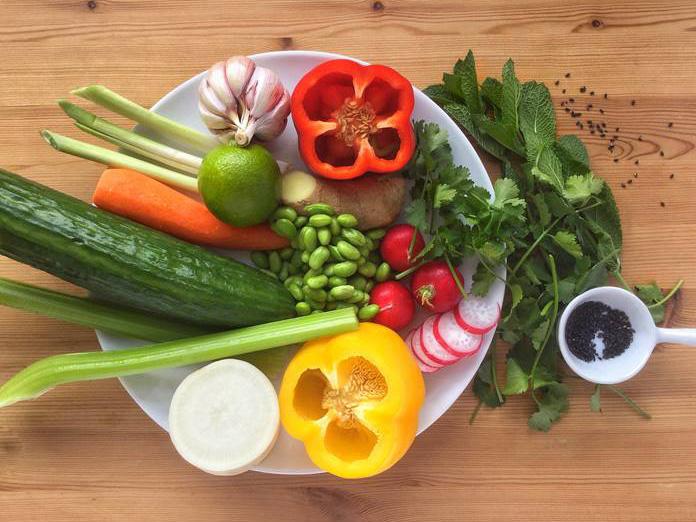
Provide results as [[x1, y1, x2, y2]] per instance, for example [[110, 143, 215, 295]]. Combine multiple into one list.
[[411, 260, 465, 313], [380, 224, 425, 272], [455, 296, 500, 334], [434, 312, 482, 358], [168, 359, 279, 476], [407, 328, 440, 373], [419, 315, 459, 365], [370, 281, 415, 331]]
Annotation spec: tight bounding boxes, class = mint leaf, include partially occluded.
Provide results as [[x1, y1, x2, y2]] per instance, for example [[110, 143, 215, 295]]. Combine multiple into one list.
[[501, 59, 521, 130], [474, 115, 524, 154], [519, 81, 556, 160], [584, 184, 623, 250], [422, 84, 458, 106], [553, 230, 583, 258], [481, 77, 503, 109], [556, 134, 591, 175], [443, 104, 508, 160], [503, 358, 529, 395], [531, 147, 564, 193], [451, 50, 482, 114]]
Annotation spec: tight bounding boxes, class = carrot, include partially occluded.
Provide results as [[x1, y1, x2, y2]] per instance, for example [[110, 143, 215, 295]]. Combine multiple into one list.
[[93, 169, 288, 251]]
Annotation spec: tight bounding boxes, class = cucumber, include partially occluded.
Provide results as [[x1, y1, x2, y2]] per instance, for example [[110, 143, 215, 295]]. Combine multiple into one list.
[[0, 169, 295, 327]]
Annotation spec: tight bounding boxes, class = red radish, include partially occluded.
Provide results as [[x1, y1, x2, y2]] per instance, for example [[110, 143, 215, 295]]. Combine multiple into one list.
[[380, 224, 425, 272], [407, 329, 439, 373], [455, 296, 500, 334], [420, 316, 459, 365], [370, 281, 415, 331], [435, 312, 482, 358], [411, 260, 465, 313]]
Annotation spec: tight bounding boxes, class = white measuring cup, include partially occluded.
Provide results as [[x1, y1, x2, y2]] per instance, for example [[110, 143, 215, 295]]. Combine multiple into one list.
[[558, 286, 696, 384]]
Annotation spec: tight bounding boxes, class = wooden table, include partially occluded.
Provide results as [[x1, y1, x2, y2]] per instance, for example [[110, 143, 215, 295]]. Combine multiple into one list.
[[1, 1, 695, 520]]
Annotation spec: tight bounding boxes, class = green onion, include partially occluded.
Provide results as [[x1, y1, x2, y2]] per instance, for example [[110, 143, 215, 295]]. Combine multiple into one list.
[[59, 100, 202, 175], [41, 130, 199, 192], [0, 277, 209, 342], [72, 85, 219, 153], [0, 308, 358, 408]]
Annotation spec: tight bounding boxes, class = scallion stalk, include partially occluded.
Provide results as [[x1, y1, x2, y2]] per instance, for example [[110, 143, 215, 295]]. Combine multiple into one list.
[[59, 100, 202, 175], [0, 308, 358, 408], [41, 130, 199, 192], [0, 277, 209, 342], [72, 85, 219, 153]]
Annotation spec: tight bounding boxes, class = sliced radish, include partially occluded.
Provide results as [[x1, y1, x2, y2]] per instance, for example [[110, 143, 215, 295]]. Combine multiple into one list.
[[435, 312, 483, 358], [169, 359, 279, 476], [407, 328, 440, 373], [455, 296, 500, 334], [420, 316, 459, 366]]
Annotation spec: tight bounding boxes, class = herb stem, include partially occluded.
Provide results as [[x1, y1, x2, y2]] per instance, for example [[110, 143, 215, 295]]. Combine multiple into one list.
[[469, 399, 483, 425], [607, 385, 652, 419], [530, 254, 559, 390], [490, 343, 504, 404], [395, 259, 427, 280], [612, 270, 633, 292], [647, 279, 684, 309], [510, 217, 562, 276], [444, 253, 468, 299]]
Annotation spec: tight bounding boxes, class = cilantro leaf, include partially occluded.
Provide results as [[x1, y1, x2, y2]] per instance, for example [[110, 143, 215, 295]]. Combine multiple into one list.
[[553, 230, 583, 258], [434, 183, 457, 208], [563, 173, 604, 204], [503, 358, 529, 395], [528, 383, 569, 432]]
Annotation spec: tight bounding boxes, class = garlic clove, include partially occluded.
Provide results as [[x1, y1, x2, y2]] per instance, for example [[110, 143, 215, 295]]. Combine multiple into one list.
[[207, 61, 237, 112], [224, 56, 255, 99], [254, 90, 291, 140], [198, 81, 228, 117], [244, 67, 286, 119], [198, 102, 230, 131]]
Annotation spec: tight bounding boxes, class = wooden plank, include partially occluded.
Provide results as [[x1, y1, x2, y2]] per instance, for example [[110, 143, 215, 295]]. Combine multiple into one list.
[[0, 0, 696, 520]]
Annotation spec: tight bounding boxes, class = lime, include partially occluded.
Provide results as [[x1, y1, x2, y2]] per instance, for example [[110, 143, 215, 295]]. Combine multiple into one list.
[[198, 144, 280, 227]]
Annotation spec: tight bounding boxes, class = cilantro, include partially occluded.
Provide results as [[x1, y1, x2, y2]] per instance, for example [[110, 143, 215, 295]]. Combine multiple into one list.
[[422, 52, 682, 430]]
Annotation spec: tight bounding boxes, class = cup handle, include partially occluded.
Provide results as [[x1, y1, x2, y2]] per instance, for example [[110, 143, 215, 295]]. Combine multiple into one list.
[[656, 328, 696, 346]]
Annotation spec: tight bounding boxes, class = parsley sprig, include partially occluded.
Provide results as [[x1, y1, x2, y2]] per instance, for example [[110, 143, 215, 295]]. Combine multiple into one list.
[[407, 51, 683, 430]]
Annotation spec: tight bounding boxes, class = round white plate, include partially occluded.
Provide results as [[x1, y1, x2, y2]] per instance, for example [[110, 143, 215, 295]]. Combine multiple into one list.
[[96, 50, 505, 475]]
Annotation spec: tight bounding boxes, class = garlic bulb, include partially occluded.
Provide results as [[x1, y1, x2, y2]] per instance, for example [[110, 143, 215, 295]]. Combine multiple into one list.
[[198, 56, 291, 146]]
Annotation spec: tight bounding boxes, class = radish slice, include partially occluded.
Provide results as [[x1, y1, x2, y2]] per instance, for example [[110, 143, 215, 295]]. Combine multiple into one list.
[[420, 316, 459, 366], [169, 359, 280, 476], [455, 297, 500, 334], [407, 328, 440, 373], [435, 312, 483, 358]]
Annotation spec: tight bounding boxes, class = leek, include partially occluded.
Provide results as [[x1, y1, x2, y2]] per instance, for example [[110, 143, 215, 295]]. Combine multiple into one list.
[[41, 130, 199, 192], [0, 277, 209, 342], [59, 100, 202, 175], [72, 85, 219, 153]]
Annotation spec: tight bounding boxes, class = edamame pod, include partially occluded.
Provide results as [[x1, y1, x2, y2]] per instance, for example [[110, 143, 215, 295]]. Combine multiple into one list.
[[308, 214, 332, 228], [375, 262, 391, 282], [304, 203, 335, 216], [367, 228, 386, 240], [250, 252, 269, 269], [294, 216, 308, 228], [271, 218, 297, 240], [358, 262, 377, 278], [337, 240, 361, 261], [288, 284, 304, 301], [328, 245, 344, 262], [349, 275, 367, 291], [268, 251, 282, 273], [318, 228, 332, 246], [299, 226, 318, 252], [328, 276, 348, 287], [333, 261, 358, 278], [295, 302, 311, 316], [330, 218, 342, 236], [341, 228, 367, 247], [308, 246, 330, 270], [358, 304, 380, 320], [336, 214, 358, 228], [279, 247, 294, 260], [306, 275, 329, 289], [273, 206, 298, 222], [330, 285, 355, 300]]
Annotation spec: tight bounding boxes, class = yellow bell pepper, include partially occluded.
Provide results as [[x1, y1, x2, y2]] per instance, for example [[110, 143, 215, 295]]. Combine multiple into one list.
[[279, 322, 425, 479]]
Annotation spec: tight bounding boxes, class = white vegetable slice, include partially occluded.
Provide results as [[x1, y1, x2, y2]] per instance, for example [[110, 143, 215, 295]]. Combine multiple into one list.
[[435, 312, 482, 358], [455, 296, 500, 334], [169, 359, 280, 476], [420, 315, 459, 366], [407, 329, 440, 373]]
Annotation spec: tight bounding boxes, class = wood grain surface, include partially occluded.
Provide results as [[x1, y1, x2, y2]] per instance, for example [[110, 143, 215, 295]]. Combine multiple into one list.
[[1, 1, 696, 520]]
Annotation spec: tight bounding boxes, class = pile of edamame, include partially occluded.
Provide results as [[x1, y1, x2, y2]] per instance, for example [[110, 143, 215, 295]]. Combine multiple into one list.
[[251, 203, 391, 320]]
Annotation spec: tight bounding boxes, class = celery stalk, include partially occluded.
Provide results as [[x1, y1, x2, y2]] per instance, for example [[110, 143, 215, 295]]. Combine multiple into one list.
[[72, 85, 220, 153], [0, 277, 209, 342], [41, 130, 199, 192], [59, 100, 202, 175], [0, 308, 358, 408]]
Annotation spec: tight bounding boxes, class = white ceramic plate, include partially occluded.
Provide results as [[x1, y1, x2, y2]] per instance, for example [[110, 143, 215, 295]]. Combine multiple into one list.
[[96, 50, 505, 475]]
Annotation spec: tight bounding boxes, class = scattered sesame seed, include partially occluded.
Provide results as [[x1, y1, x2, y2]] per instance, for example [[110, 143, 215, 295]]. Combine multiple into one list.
[[580, 86, 587, 93], [668, 122, 673, 128], [565, 107, 571, 113], [590, 91, 595, 96], [627, 179, 633, 184], [660, 202, 666, 207], [569, 98, 575, 103], [615, 127, 620, 132], [670, 173, 675, 179], [638, 136, 643, 141], [621, 183, 627, 188], [631, 99, 636, 106], [565, 72, 571, 78], [555, 80, 560, 86], [604, 93, 608, 99], [613, 157, 618, 161], [599, 108, 605, 114], [562, 89, 566, 94], [660, 150, 665, 157], [635, 160, 639, 165]]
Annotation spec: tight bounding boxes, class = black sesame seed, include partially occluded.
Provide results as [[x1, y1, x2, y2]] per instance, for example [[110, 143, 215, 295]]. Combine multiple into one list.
[[660, 202, 666, 207], [555, 80, 560, 86], [615, 127, 620, 132], [569, 98, 575, 103], [599, 108, 605, 114], [668, 122, 673, 128], [670, 173, 675, 179], [565, 301, 634, 362], [660, 150, 665, 157], [565, 107, 571, 113], [631, 99, 636, 105], [621, 183, 627, 188], [604, 93, 608, 99], [635, 160, 639, 165], [627, 179, 633, 184], [613, 157, 618, 161], [580, 86, 587, 93], [562, 89, 566, 94], [638, 136, 643, 141], [590, 91, 595, 96], [565, 72, 571, 78]]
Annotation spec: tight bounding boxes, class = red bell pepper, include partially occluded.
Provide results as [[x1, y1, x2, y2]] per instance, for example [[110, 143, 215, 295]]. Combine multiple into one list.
[[291, 60, 415, 180]]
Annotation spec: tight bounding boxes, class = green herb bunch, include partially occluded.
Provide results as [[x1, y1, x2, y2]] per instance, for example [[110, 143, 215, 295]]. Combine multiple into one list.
[[403, 50, 681, 430]]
